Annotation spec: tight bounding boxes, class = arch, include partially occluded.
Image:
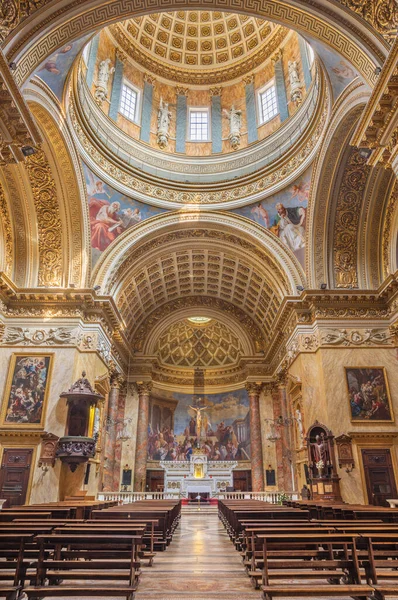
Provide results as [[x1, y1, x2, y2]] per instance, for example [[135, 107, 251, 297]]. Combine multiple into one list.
[[93, 211, 305, 294], [4, 1, 387, 90], [308, 82, 369, 287]]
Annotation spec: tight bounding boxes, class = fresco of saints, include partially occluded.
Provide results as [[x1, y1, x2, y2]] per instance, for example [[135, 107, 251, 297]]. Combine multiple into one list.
[[270, 202, 306, 252], [86, 171, 142, 251]]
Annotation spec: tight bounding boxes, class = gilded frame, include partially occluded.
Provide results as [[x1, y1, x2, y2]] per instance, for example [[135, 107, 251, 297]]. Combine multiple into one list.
[[0, 353, 54, 429], [345, 366, 394, 424]]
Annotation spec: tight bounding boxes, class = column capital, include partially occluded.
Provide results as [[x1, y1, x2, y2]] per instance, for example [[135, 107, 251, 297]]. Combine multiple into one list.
[[209, 86, 222, 97], [242, 74, 254, 85], [116, 49, 128, 64], [110, 372, 125, 390], [245, 381, 263, 396], [136, 381, 153, 396], [176, 85, 189, 96], [144, 72, 157, 85], [271, 49, 283, 63]]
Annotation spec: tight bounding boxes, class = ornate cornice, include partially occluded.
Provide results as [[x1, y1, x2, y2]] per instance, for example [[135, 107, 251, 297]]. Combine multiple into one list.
[[0, 48, 42, 164], [351, 36, 398, 168]]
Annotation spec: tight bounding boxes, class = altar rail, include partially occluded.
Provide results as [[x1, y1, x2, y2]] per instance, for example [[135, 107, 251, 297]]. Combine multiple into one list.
[[97, 491, 181, 502], [217, 491, 299, 502], [97, 491, 299, 503]]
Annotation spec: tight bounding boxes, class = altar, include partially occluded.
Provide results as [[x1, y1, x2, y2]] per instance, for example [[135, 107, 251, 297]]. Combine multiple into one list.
[[160, 452, 237, 498]]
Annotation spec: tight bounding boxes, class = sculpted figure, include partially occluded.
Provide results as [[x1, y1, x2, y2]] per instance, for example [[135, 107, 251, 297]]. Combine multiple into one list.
[[223, 105, 242, 150], [95, 58, 115, 104], [157, 98, 172, 148]]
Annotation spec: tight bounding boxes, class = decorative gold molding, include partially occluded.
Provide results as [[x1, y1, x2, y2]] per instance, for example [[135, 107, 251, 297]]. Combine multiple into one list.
[[382, 181, 398, 278], [333, 149, 370, 288], [337, 0, 398, 41], [25, 149, 62, 287], [0, 0, 49, 42], [28, 101, 86, 288], [351, 37, 398, 167], [0, 181, 13, 277]]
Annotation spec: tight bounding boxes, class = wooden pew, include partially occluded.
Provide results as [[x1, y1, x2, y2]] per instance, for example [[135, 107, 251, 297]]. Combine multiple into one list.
[[257, 532, 374, 599], [24, 532, 143, 600]]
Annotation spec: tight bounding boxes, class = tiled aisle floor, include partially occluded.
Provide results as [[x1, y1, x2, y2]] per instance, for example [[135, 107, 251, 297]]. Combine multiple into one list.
[[135, 507, 261, 600]]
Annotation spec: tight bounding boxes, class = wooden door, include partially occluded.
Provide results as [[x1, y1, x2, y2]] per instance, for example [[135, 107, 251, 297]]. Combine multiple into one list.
[[361, 448, 397, 506], [233, 470, 252, 491], [0, 448, 33, 507]]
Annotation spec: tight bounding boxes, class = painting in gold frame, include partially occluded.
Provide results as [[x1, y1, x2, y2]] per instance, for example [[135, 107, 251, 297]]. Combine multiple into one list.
[[0, 353, 53, 429], [345, 367, 394, 423]]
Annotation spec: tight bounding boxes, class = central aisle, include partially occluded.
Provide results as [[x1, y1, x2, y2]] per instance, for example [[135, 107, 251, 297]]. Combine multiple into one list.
[[136, 506, 261, 600]]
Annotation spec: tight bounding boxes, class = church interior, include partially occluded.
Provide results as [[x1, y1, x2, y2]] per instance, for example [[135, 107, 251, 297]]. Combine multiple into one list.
[[0, 0, 398, 598]]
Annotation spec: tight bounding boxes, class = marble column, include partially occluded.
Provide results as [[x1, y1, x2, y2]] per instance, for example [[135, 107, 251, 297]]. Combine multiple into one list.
[[112, 384, 127, 490], [133, 381, 153, 492], [246, 382, 264, 491], [271, 381, 295, 492], [103, 372, 123, 491]]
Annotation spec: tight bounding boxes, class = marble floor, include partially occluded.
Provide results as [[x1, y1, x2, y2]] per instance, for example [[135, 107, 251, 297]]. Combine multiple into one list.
[[135, 506, 261, 600]]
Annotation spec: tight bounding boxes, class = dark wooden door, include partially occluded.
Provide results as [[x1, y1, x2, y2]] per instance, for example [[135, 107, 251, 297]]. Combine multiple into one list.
[[361, 448, 397, 506], [233, 470, 252, 491], [0, 448, 33, 507]]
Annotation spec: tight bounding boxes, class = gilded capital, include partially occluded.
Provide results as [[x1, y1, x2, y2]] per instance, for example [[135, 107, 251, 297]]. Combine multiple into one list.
[[242, 74, 254, 85], [137, 381, 153, 396], [116, 49, 128, 64], [209, 87, 222, 97], [144, 73, 157, 85], [176, 86, 189, 96], [245, 382, 263, 396]]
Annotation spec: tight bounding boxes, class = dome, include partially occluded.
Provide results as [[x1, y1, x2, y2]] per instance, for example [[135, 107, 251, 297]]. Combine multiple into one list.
[[156, 318, 244, 367], [111, 12, 286, 86]]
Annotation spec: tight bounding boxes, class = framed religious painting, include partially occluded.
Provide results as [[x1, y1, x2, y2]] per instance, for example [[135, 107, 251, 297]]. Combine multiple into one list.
[[345, 367, 394, 423], [0, 354, 54, 429]]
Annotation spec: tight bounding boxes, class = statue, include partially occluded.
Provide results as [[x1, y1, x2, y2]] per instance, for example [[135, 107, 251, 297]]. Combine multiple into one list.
[[288, 60, 303, 105], [310, 433, 330, 477], [189, 405, 207, 440], [288, 60, 300, 86], [295, 407, 305, 446], [94, 58, 115, 105], [223, 105, 242, 150], [157, 98, 171, 149]]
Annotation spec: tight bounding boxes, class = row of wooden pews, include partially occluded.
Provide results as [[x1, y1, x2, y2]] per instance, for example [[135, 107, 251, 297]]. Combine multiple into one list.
[[0, 499, 181, 600], [219, 499, 398, 600]]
